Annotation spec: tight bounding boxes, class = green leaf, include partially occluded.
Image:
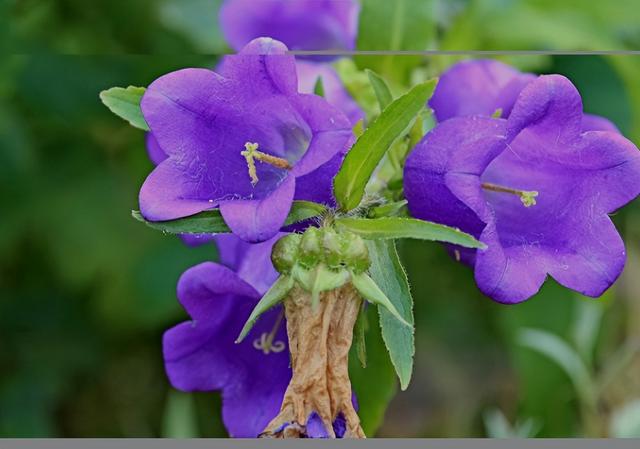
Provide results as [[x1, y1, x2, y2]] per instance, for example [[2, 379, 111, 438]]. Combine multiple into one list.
[[131, 209, 230, 234], [236, 275, 294, 343], [517, 328, 596, 409], [335, 217, 485, 249], [313, 76, 325, 97], [368, 200, 408, 219], [283, 200, 327, 227], [333, 80, 437, 211], [365, 240, 414, 391], [366, 69, 393, 110], [356, 0, 436, 83], [131, 200, 326, 235], [349, 307, 397, 436], [351, 272, 411, 328], [99, 86, 149, 131], [161, 390, 199, 438]]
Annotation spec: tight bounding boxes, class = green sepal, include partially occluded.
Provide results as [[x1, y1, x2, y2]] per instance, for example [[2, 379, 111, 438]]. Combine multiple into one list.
[[236, 275, 294, 343], [353, 304, 368, 368], [293, 264, 350, 310], [366, 68, 393, 111], [350, 272, 411, 328]]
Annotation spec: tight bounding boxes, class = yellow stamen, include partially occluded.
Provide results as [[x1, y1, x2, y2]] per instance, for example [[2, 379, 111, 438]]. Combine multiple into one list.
[[482, 182, 538, 207], [241, 142, 292, 186]]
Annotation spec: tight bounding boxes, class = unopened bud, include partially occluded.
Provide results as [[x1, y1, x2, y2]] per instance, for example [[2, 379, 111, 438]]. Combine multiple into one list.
[[322, 228, 347, 271], [298, 227, 323, 269], [272, 234, 302, 274], [342, 234, 370, 273]]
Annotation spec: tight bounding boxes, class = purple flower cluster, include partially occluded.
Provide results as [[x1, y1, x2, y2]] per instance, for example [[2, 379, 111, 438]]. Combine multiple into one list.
[[147, 36, 361, 437], [405, 60, 640, 303]]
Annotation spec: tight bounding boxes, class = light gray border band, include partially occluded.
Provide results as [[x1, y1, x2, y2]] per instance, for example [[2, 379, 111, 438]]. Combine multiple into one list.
[[1, 439, 640, 448]]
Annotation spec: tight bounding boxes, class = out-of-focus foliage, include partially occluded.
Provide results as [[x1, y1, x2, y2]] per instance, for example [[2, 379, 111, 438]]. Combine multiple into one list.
[[2, 0, 640, 438]]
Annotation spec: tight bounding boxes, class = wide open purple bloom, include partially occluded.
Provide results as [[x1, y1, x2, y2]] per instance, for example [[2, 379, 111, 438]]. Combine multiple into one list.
[[405, 75, 640, 303], [220, 0, 360, 55], [429, 59, 619, 133], [139, 38, 352, 243], [163, 235, 290, 437]]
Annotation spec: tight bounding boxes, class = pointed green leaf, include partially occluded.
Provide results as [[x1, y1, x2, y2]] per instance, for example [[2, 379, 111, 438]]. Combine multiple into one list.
[[366, 69, 393, 110], [366, 240, 414, 391], [335, 217, 485, 249], [283, 201, 327, 227], [313, 76, 325, 97], [333, 80, 437, 211], [131, 200, 326, 235], [99, 86, 149, 131], [351, 272, 411, 328], [368, 200, 408, 218], [236, 275, 294, 343], [349, 307, 397, 436], [131, 209, 230, 234]]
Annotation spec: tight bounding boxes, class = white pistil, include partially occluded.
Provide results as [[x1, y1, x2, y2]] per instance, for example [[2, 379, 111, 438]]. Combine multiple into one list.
[[241, 142, 292, 186], [253, 310, 286, 355]]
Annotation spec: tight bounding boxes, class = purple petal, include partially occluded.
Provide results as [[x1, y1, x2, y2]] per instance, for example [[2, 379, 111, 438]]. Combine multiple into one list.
[[296, 61, 365, 126], [176, 262, 260, 321], [219, 0, 359, 54], [289, 94, 352, 177], [220, 175, 296, 243], [294, 148, 346, 206], [139, 159, 221, 221], [429, 59, 535, 122], [146, 133, 168, 165], [218, 37, 298, 95], [474, 222, 550, 304], [404, 116, 508, 237], [506, 74, 583, 143], [214, 234, 281, 295]]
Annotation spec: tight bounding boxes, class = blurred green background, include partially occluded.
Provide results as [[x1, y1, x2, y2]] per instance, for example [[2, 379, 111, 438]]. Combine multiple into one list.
[[2, 0, 640, 438]]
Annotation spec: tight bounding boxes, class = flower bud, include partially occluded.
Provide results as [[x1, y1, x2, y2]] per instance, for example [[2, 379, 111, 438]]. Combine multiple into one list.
[[322, 228, 346, 271], [271, 234, 302, 274], [342, 233, 370, 273], [298, 227, 323, 269]]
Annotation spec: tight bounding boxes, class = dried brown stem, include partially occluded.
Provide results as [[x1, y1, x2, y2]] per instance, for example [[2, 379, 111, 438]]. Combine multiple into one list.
[[261, 284, 365, 438]]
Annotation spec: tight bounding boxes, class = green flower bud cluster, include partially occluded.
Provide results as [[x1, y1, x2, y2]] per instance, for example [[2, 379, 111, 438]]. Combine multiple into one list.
[[236, 226, 410, 343], [272, 227, 370, 275]]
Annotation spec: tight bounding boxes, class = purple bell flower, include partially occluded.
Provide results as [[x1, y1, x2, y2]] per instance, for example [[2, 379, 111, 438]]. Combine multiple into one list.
[[138, 38, 352, 243], [220, 0, 360, 56], [405, 74, 640, 303], [429, 59, 620, 133], [163, 234, 290, 437]]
